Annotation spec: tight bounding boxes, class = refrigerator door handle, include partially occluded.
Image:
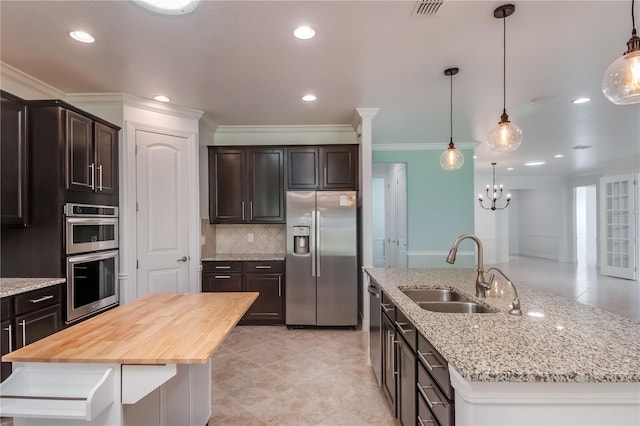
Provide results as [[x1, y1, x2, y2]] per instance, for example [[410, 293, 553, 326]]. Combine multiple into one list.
[[311, 210, 316, 277], [316, 210, 321, 277]]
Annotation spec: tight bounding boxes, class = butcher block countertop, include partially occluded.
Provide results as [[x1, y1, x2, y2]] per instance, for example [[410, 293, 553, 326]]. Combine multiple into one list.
[[2, 292, 258, 365]]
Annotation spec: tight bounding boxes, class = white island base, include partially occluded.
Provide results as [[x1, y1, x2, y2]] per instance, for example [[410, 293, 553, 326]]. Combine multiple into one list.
[[0, 360, 212, 426], [450, 367, 640, 426]]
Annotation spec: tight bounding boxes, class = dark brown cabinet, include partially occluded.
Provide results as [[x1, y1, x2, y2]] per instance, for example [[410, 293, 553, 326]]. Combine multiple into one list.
[[202, 260, 285, 324], [208, 147, 284, 224], [1, 284, 64, 382], [66, 111, 118, 196], [381, 296, 397, 414], [1, 90, 28, 227], [286, 145, 358, 190]]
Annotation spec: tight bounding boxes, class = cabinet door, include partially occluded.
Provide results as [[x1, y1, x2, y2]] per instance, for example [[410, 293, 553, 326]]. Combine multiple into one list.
[[94, 122, 118, 195], [247, 148, 284, 223], [286, 147, 319, 189], [321, 145, 358, 190], [66, 110, 94, 192], [1, 91, 28, 226], [209, 147, 246, 223], [397, 336, 416, 426], [381, 313, 397, 416], [1, 319, 12, 382], [242, 273, 284, 323], [15, 304, 62, 349], [202, 273, 242, 292]]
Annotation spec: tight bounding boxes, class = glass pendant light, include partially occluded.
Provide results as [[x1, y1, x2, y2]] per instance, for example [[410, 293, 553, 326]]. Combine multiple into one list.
[[487, 4, 523, 152], [602, 0, 640, 105], [440, 67, 464, 170]]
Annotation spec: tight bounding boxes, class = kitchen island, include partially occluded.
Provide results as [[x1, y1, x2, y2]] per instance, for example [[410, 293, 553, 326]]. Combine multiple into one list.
[[366, 268, 640, 426], [0, 292, 257, 425]]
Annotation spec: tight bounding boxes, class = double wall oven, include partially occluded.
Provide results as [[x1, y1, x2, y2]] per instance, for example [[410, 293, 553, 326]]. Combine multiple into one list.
[[64, 203, 119, 323]]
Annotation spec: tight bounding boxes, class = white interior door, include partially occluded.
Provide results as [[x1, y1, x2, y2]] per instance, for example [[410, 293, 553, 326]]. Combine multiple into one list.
[[385, 170, 398, 268], [136, 129, 190, 295], [599, 174, 637, 280]]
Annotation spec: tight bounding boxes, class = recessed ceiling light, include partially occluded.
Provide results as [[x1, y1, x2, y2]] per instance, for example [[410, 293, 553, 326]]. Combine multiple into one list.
[[525, 161, 546, 166], [554, 154, 564, 158], [69, 31, 95, 44], [301, 94, 317, 102], [572, 97, 591, 104], [507, 167, 514, 171], [154, 95, 171, 103], [473, 155, 478, 159], [133, 0, 199, 15], [293, 26, 316, 40]]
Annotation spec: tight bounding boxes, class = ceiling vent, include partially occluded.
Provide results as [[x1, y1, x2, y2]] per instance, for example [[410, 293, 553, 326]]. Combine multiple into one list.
[[412, 0, 444, 16]]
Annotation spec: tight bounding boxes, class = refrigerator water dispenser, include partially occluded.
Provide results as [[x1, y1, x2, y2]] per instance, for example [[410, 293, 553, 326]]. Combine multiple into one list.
[[292, 226, 310, 255]]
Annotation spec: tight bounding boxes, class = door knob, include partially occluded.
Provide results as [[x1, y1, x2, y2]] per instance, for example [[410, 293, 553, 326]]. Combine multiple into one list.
[[177, 256, 188, 262]]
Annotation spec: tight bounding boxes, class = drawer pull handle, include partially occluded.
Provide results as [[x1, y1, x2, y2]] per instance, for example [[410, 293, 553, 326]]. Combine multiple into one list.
[[278, 276, 282, 297], [418, 416, 435, 426], [417, 383, 444, 409], [394, 321, 413, 334], [29, 295, 54, 304], [381, 303, 394, 313], [418, 351, 444, 372], [254, 266, 272, 269], [215, 266, 231, 269], [19, 320, 26, 348], [3, 324, 12, 352], [214, 275, 231, 279]]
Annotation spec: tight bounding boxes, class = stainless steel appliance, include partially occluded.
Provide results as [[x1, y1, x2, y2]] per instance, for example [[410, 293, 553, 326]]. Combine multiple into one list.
[[285, 191, 357, 326], [66, 250, 119, 323], [368, 280, 382, 385], [64, 203, 119, 323], [65, 203, 118, 254]]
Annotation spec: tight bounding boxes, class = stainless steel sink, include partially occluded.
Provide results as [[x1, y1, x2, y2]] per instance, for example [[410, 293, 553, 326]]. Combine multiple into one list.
[[401, 288, 471, 303], [417, 301, 497, 314]]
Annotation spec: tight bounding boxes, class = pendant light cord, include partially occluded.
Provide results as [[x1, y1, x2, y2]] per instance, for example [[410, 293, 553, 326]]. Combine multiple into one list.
[[632, 0, 637, 35], [502, 13, 507, 115], [449, 73, 453, 142]]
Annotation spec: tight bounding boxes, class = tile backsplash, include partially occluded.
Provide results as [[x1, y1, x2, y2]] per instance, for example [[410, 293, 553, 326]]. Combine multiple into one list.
[[201, 220, 285, 255]]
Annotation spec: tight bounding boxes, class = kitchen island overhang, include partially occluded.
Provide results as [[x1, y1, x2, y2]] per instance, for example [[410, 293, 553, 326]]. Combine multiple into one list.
[[0, 292, 258, 425], [366, 267, 640, 426]]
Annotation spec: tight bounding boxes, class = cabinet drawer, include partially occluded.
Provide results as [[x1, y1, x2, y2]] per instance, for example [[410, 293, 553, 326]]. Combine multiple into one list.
[[395, 309, 417, 351], [14, 285, 62, 316], [203, 261, 242, 274], [417, 388, 440, 426], [1, 297, 11, 321], [381, 293, 396, 321], [418, 332, 453, 400], [417, 361, 454, 426], [202, 273, 242, 292], [244, 261, 283, 274]]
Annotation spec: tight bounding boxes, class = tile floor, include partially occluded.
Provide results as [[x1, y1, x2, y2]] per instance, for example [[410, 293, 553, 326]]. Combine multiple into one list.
[[209, 325, 394, 426]]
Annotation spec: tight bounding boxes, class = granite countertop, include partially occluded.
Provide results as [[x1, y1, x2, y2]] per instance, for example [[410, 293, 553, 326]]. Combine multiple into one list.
[[202, 253, 285, 261], [365, 268, 640, 383], [0, 278, 66, 298]]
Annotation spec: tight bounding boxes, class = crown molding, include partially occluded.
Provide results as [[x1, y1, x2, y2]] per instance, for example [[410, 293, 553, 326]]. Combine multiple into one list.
[[66, 93, 204, 120], [213, 124, 358, 146], [373, 141, 479, 151], [0, 62, 65, 99]]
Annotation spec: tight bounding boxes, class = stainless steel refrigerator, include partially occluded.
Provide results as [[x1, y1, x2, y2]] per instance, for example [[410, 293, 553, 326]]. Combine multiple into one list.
[[286, 191, 358, 326]]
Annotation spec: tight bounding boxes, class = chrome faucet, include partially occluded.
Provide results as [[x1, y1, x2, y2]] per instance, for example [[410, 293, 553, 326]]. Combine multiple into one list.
[[486, 267, 522, 316], [446, 234, 491, 298]]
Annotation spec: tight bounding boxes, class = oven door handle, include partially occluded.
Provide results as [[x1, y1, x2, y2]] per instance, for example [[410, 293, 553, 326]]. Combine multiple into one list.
[[66, 217, 118, 225]]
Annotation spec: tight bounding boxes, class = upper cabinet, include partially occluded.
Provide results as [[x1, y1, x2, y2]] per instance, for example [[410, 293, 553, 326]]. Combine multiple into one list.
[[1, 90, 29, 227], [66, 111, 118, 196], [286, 145, 358, 190], [209, 147, 285, 224]]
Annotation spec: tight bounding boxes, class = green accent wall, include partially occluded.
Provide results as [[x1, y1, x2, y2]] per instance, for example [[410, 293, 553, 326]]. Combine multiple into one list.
[[373, 149, 475, 267]]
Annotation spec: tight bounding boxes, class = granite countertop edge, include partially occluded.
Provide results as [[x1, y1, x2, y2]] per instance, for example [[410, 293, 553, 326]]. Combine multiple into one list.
[[365, 267, 640, 384], [201, 253, 286, 261], [0, 278, 66, 298]]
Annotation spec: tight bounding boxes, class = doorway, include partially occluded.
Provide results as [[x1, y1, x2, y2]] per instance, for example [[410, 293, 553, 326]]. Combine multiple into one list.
[[576, 185, 597, 267], [372, 163, 407, 269]]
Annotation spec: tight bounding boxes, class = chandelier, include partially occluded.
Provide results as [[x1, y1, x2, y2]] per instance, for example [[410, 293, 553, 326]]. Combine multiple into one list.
[[478, 163, 511, 210]]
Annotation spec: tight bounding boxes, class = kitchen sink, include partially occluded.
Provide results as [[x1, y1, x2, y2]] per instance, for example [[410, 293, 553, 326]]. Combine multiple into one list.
[[400, 288, 471, 303], [417, 301, 498, 314]]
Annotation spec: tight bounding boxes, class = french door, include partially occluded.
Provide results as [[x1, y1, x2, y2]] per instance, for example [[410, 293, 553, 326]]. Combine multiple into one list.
[[599, 174, 638, 280]]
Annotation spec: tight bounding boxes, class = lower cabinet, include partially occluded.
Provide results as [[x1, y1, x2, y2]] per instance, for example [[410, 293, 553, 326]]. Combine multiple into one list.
[[1, 284, 64, 382], [374, 287, 455, 426], [202, 260, 285, 325]]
